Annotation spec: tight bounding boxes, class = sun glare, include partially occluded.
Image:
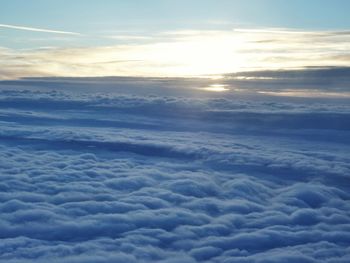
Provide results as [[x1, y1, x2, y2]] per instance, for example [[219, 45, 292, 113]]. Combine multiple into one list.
[[138, 33, 246, 77]]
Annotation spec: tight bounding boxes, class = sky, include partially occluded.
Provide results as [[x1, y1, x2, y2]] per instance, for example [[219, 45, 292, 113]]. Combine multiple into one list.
[[1, 2, 350, 262], [1, 0, 350, 79]]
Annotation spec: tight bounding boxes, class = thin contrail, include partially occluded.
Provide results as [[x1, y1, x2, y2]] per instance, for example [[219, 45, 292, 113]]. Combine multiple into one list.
[[0, 23, 81, 35]]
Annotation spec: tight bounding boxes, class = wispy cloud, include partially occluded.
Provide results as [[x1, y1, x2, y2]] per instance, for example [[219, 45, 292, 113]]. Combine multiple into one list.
[[234, 28, 350, 37], [1, 28, 350, 79], [0, 23, 81, 36], [234, 28, 324, 35]]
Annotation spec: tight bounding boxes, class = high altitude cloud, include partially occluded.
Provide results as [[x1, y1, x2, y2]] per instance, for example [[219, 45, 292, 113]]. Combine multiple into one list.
[[1, 28, 350, 79]]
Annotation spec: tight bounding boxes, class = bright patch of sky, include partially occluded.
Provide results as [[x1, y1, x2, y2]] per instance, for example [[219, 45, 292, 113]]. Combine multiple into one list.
[[1, 0, 349, 78]]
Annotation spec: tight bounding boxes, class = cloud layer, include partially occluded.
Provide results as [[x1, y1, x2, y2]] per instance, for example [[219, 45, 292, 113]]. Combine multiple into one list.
[[1, 28, 350, 79], [0, 78, 349, 262]]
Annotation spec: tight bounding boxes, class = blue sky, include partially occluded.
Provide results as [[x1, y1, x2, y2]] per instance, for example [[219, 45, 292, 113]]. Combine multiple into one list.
[[2, 0, 350, 37], [1, 0, 350, 79]]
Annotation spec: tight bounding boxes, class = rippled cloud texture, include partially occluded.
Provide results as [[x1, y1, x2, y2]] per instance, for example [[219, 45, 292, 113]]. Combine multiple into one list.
[[0, 76, 349, 262]]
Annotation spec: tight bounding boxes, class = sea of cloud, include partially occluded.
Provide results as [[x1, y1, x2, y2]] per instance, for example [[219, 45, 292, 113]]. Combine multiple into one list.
[[0, 76, 349, 262]]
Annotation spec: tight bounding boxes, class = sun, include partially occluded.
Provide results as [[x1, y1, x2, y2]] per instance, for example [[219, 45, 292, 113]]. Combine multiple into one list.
[[138, 31, 246, 77]]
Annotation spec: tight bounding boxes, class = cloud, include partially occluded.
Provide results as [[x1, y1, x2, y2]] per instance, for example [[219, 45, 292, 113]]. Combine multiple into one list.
[[234, 28, 350, 36], [0, 80, 349, 262], [0, 23, 81, 36], [1, 28, 350, 79]]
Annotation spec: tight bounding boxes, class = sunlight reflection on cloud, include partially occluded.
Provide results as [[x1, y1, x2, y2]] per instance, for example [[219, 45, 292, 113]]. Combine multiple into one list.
[[199, 84, 229, 92]]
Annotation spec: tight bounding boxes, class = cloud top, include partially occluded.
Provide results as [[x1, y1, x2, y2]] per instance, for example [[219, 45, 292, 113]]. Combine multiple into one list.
[[0, 80, 349, 262]]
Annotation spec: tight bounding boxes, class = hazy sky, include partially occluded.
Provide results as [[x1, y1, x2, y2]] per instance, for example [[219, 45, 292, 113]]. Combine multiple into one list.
[[1, 0, 350, 79]]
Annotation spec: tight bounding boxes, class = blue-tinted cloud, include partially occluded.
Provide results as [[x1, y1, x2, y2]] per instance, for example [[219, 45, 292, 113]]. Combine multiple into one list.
[[0, 79, 349, 262]]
